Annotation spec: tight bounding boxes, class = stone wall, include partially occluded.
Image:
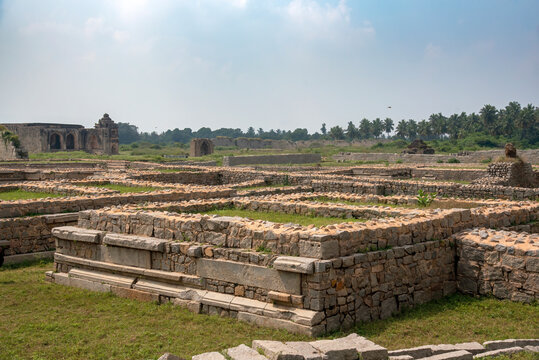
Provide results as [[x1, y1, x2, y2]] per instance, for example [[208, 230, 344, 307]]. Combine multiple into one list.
[[223, 154, 322, 166], [456, 229, 538, 303], [130, 171, 222, 185], [212, 137, 387, 150], [1, 213, 78, 256], [0, 139, 26, 160], [333, 149, 539, 164]]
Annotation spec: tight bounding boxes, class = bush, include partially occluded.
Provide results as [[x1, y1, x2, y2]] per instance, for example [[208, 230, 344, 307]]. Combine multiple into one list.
[[436, 159, 444, 163], [417, 189, 437, 207], [395, 159, 403, 164], [447, 158, 460, 163], [480, 158, 492, 164]]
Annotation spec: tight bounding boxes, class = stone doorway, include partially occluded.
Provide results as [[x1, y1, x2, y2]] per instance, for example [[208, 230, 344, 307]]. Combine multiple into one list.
[[66, 134, 75, 150], [50, 133, 61, 150]]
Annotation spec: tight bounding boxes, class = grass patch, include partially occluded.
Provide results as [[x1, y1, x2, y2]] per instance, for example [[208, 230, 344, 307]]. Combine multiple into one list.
[[0, 189, 64, 201], [1, 264, 537, 359], [201, 208, 366, 226], [313, 196, 482, 210], [348, 293, 538, 350], [85, 183, 159, 193]]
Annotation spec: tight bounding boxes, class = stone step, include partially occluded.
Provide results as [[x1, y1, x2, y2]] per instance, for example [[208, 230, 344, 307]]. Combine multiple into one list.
[[68, 268, 135, 288], [103, 233, 168, 252], [52, 226, 104, 243]]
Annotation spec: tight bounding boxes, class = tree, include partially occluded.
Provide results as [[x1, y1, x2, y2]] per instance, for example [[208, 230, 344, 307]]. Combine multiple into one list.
[[417, 120, 431, 140], [117, 122, 140, 144], [320, 123, 327, 135], [480, 104, 498, 136], [517, 104, 536, 141], [407, 119, 418, 139], [372, 118, 383, 138], [396, 120, 407, 139], [328, 126, 345, 140], [345, 121, 358, 140], [246, 127, 255, 137], [383, 118, 394, 137], [359, 118, 371, 139]]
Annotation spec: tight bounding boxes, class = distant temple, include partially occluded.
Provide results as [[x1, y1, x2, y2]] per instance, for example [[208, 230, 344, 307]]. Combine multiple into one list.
[[2, 113, 119, 155]]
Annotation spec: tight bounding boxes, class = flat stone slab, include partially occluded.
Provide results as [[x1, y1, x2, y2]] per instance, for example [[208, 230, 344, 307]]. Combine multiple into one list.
[[389, 356, 414, 360], [273, 256, 316, 274], [341, 334, 388, 360], [133, 279, 186, 297], [473, 347, 523, 358], [52, 226, 103, 243], [285, 342, 326, 360], [483, 339, 539, 350], [197, 258, 301, 295], [309, 338, 359, 360], [417, 350, 472, 360], [524, 345, 539, 352], [103, 233, 168, 252], [226, 344, 268, 360], [252, 340, 303, 360], [68, 268, 135, 288], [389, 346, 432, 359], [192, 352, 226, 360]]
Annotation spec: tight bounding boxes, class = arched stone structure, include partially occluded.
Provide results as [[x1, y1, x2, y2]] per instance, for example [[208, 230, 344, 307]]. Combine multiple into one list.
[[2, 114, 120, 156], [190, 138, 214, 157], [66, 133, 75, 150], [50, 133, 62, 150]]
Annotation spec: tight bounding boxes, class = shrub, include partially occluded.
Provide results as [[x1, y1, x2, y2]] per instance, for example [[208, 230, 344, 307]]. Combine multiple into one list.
[[447, 158, 460, 163], [436, 159, 444, 163], [395, 159, 403, 164], [480, 157, 492, 164], [417, 189, 437, 207]]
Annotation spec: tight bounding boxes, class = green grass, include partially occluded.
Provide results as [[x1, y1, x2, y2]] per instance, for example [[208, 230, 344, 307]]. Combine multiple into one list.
[[84, 183, 159, 193], [201, 208, 366, 226], [0, 189, 64, 201], [1, 262, 537, 359]]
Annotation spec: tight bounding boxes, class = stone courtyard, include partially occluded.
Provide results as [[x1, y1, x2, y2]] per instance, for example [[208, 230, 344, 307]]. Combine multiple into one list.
[[0, 155, 536, 359]]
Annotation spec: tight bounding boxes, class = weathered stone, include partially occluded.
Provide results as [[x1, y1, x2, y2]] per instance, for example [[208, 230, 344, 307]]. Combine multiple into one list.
[[192, 352, 226, 360], [252, 340, 303, 360], [103, 233, 167, 251], [416, 350, 472, 360], [196, 258, 301, 294], [285, 342, 326, 360], [226, 344, 268, 360], [273, 256, 315, 274], [473, 347, 523, 359], [309, 338, 359, 360]]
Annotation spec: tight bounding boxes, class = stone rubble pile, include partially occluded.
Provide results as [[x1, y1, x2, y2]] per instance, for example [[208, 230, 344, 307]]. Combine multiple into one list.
[[159, 335, 539, 360]]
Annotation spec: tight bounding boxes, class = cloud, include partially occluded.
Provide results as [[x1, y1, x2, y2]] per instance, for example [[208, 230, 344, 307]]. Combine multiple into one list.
[[286, 0, 350, 25], [84, 17, 129, 43], [223, 0, 248, 9], [20, 21, 74, 35]]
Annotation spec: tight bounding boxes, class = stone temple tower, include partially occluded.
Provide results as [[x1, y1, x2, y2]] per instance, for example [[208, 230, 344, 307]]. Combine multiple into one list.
[[93, 113, 119, 155]]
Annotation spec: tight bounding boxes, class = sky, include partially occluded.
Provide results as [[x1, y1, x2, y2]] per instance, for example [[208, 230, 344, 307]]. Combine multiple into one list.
[[0, 0, 538, 133]]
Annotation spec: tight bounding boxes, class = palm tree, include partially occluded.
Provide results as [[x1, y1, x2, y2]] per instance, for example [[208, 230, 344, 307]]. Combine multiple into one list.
[[371, 118, 384, 138], [417, 120, 431, 140], [479, 104, 498, 135], [383, 118, 394, 137], [396, 120, 407, 139]]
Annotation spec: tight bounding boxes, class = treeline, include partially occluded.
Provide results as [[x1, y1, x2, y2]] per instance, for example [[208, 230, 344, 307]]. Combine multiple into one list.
[[119, 101, 539, 146]]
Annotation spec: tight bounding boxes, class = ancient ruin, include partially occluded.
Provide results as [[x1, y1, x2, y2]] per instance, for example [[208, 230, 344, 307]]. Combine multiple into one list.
[[402, 139, 435, 154], [190, 138, 214, 157], [2, 113, 119, 156], [0, 151, 535, 338]]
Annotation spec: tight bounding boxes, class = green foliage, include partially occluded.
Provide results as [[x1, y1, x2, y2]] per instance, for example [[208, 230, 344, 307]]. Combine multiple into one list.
[[417, 189, 437, 207], [0, 189, 63, 201], [480, 157, 492, 164], [255, 245, 272, 254], [447, 158, 460, 163], [82, 183, 159, 193], [395, 159, 403, 164], [436, 159, 444, 163], [200, 208, 366, 227]]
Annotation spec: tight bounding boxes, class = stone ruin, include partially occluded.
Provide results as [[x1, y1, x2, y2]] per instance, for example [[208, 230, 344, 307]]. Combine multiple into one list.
[[473, 143, 538, 188], [402, 139, 435, 154], [190, 138, 214, 157], [1, 113, 119, 157]]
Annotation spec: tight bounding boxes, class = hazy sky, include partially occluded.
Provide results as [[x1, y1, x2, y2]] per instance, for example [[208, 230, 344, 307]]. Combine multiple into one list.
[[0, 0, 538, 133]]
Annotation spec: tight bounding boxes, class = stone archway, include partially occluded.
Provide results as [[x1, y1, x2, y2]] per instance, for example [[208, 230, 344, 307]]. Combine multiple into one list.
[[66, 133, 75, 150], [50, 133, 61, 150], [200, 141, 210, 155]]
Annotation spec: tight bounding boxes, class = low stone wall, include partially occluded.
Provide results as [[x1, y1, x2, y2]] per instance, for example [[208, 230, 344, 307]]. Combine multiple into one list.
[[0, 169, 99, 182], [1, 213, 78, 256], [130, 170, 222, 185], [333, 149, 539, 164], [223, 154, 321, 166], [0, 187, 234, 218], [456, 228, 538, 303]]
